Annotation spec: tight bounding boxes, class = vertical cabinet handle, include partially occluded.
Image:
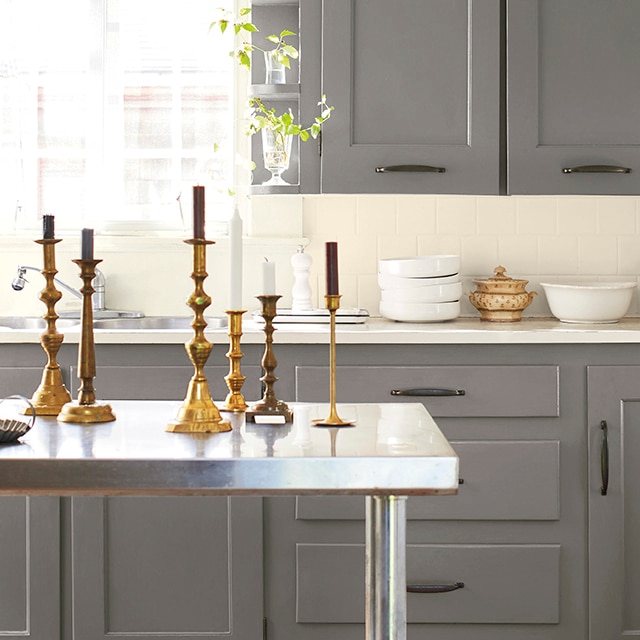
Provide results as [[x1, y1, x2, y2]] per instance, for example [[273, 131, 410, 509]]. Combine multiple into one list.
[[601, 420, 609, 496]]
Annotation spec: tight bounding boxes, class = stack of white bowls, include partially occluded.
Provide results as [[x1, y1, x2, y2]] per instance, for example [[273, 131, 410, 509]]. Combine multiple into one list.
[[378, 255, 462, 322]]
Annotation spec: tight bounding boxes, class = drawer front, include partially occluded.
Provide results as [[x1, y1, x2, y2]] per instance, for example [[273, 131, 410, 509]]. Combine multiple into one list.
[[297, 543, 560, 624], [297, 440, 560, 521], [295, 365, 559, 417], [72, 365, 263, 401]]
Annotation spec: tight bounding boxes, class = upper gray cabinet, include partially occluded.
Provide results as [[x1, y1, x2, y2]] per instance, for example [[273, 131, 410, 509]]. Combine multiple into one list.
[[507, 0, 640, 194], [320, 0, 501, 194]]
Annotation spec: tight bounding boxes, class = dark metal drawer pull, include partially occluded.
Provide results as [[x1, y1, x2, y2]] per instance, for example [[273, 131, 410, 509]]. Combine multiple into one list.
[[375, 164, 446, 174], [601, 420, 609, 496], [390, 388, 465, 397], [562, 164, 631, 174], [407, 582, 465, 594]]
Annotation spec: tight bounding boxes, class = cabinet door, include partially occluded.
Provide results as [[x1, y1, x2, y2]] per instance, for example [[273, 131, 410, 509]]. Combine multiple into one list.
[[508, 0, 640, 194], [587, 366, 640, 640], [321, 0, 501, 194], [71, 496, 263, 640], [0, 498, 60, 639]]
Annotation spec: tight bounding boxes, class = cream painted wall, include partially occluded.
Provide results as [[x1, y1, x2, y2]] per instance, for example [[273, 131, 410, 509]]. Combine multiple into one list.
[[2, 193, 640, 319]]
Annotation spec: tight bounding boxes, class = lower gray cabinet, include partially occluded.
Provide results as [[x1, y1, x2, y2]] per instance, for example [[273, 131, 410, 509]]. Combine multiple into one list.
[[0, 497, 60, 639], [70, 496, 263, 640], [587, 366, 640, 640]]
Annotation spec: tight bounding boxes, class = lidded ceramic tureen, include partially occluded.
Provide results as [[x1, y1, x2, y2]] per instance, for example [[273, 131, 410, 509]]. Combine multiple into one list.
[[466, 265, 536, 322]]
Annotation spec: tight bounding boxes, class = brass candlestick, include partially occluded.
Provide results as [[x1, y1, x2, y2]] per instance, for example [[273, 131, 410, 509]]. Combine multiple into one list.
[[246, 295, 293, 423], [27, 238, 72, 415], [58, 259, 116, 423], [313, 294, 355, 427], [222, 310, 248, 412], [167, 239, 231, 433]]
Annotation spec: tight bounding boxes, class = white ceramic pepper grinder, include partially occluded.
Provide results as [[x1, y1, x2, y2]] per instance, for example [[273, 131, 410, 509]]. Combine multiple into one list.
[[291, 246, 313, 312]]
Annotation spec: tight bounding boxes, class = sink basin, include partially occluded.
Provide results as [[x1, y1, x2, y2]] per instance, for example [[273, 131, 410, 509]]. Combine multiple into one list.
[[0, 317, 80, 330], [92, 316, 228, 331]]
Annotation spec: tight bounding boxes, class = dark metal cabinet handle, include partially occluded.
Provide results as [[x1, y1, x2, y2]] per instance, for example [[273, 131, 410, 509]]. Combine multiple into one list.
[[601, 420, 609, 496], [407, 582, 465, 594], [562, 165, 631, 174], [375, 164, 446, 174], [390, 388, 465, 397]]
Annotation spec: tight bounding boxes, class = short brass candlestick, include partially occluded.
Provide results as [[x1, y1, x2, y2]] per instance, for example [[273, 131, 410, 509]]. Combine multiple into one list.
[[313, 294, 355, 427], [222, 310, 248, 412], [167, 239, 231, 433], [27, 238, 72, 415], [58, 259, 116, 423], [246, 295, 293, 424]]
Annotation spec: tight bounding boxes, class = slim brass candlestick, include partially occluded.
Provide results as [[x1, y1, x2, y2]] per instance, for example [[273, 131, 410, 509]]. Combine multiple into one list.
[[26, 238, 72, 415], [58, 259, 116, 423], [222, 310, 248, 412], [167, 239, 231, 433], [246, 295, 293, 424], [313, 294, 355, 427]]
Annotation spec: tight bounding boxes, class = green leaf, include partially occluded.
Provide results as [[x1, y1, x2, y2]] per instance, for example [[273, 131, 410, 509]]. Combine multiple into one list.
[[241, 22, 258, 32], [278, 54, 291, 68], [281, 112, 293, 126], [299, 130, 310, 142], [310, 123, 321, 138], [239, 51, 251, 69], [281, 45, 298, 58], [239, 7, 252, 16], [266, 34, 280, 44], [280, 29, 296, 37], [218, 20, 228, 33]]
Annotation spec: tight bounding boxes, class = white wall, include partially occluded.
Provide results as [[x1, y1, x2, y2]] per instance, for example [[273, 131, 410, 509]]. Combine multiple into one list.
[[2, 193, 640, 318]]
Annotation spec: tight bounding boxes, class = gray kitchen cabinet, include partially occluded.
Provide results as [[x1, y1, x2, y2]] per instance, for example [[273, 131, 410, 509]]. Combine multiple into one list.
[[261, 343, 589, 640], [0, 498, 60, 639], [69, 496, 263, 640], [587, 366, 640, 640], [507, 0, 640, 194], [320, 0, 501, 194]]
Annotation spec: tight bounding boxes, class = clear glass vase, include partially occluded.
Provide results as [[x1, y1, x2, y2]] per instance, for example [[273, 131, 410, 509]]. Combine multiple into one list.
[[261, 129, 293, 186], [264, 51, 287, 84]]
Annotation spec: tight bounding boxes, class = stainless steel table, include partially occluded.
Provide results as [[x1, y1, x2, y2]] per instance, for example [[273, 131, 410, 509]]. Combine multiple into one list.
[[0, 401, 458, 640]]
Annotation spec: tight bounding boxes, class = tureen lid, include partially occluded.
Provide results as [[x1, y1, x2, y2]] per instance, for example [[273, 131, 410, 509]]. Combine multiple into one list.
[[472, 265, 530, 290]]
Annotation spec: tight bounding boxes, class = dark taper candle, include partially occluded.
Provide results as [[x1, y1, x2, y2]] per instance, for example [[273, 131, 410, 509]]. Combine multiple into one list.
[[81, 228, 94, 260], [42, 214, 55, 239], [325, 241, 339, 295], [193, 185, 205, 239]]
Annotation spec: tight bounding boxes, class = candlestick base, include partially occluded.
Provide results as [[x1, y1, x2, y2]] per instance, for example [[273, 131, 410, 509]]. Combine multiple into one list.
[[29, 365, 73, 416], [57, 400, 116, 424], [246, 401, 294, 424]]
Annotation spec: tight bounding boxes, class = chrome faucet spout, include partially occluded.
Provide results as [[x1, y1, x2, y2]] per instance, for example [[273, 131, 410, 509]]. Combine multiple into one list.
[[12, 265, 106, 311]]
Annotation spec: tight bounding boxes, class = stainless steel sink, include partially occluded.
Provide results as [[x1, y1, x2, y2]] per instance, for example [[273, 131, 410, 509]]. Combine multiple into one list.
[[92, 316, 228, 331], [0, 317, 80, 330]]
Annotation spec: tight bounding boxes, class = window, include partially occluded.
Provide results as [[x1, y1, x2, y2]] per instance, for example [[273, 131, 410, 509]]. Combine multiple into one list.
[[0, 0, 236, 236]]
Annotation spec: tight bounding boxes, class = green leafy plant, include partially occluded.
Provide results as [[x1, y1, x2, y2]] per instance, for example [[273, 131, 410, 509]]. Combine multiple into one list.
[[211, 7, 298, 72]]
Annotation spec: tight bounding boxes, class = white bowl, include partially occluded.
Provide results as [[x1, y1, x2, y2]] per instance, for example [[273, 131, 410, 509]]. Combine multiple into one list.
[[381, 282, 462, 303], [380, 300, 460, 323], [541, 282, 637, 323], [379, 255, 460, 278], [378, 272, 460, 289]]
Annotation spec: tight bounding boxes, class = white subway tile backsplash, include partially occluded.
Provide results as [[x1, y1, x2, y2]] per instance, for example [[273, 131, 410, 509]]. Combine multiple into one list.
[[356, 195, 397, 236], [435, 196, 477, 235], [460, 236, 499, 274], [497, 236, 539, 274], [617, 235, 640, 276], [476, 196, 517, 235], [557, 198, 597, 235], [595, 196, 637, 234], [515, 197, 558, 234], [377, 234, 419, 260], [396, 196, 437, 235], [537, 236, 579, 275], [578, 235, 618, 275], [416, 234, 462, 256]]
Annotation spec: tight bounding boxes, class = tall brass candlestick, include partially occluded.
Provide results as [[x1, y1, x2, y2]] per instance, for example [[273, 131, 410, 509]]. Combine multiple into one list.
[[27, 238, 73, 415], [313, 294, 355, 427], [223, 310, 248, 412], [246, 295, 293, 423], [58, 259, 116, 423], [167, 239, 231, 433]]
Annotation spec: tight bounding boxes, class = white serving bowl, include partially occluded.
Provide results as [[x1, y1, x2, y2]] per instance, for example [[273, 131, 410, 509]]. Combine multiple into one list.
[[381, 281, 462, 303], [378, 272, 460, 289], [379, 255, 460, 278], [380, 300, 460, 323], [540, 282, 637, 323]]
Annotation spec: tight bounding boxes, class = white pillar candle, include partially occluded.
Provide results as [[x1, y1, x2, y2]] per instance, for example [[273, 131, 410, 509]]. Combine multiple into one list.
[[229, 207, 243, 309], [262, 259, 276, 295]]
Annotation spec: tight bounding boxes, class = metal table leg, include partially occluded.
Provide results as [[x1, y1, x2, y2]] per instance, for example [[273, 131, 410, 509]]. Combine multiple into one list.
[[365, 495, 408, 640]]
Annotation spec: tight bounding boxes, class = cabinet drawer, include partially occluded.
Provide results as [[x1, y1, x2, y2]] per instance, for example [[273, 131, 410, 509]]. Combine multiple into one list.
[[295, 365, 559, 417], [297, 543, 560, 624], [297, 440, 560, 521], [72, 365, 262, 401]]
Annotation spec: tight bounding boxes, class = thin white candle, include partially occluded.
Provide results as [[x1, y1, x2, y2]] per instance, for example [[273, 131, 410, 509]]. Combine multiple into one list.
[[262, 258, 276, 295], [229, 207, 243, 309]]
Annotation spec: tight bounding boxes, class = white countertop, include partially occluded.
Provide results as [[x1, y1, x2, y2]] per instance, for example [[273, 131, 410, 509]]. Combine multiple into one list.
[[3, 316, 640, 345]]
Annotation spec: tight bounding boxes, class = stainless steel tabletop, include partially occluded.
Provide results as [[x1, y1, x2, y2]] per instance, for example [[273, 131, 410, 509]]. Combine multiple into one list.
[[0, 401, 458, 496]]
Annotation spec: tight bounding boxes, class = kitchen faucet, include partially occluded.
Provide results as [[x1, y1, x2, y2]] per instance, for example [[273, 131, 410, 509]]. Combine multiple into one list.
[[11, 265, 143, 318]]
